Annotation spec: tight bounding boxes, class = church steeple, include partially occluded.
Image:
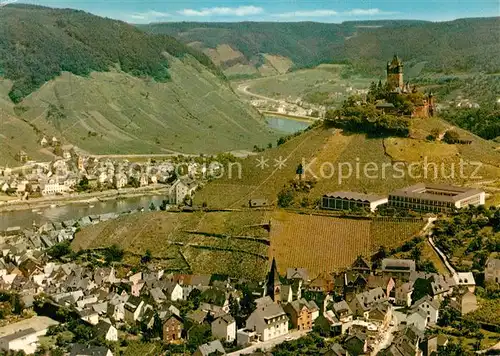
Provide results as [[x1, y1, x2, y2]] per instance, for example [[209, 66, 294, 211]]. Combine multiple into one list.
[[266, 257, 281, 303]]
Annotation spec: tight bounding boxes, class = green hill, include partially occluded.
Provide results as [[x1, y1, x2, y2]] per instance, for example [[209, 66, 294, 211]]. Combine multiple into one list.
[[0, 5, 279, 164], [194, 117, 500, 209], [142, 18, 500, 77]]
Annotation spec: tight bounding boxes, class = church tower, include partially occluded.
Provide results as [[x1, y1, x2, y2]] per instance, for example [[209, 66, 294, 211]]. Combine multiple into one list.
[[386, 54, 404, 91], [266, 257, 281, 303]]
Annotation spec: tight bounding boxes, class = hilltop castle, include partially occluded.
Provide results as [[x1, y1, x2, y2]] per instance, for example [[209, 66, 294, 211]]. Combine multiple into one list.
[[385, 55, 435, 117]]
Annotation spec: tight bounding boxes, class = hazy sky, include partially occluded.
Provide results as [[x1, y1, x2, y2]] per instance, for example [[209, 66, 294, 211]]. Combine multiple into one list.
[[14, 0, 500, 23]]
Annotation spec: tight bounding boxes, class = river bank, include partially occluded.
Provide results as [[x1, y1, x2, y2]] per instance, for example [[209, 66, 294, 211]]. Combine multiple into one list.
[[0, 185, 170, 213]]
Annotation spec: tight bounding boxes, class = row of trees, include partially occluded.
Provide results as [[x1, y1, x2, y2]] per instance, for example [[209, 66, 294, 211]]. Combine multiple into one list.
[[432, 206, 500, 271], [325, 101, 412, 137]]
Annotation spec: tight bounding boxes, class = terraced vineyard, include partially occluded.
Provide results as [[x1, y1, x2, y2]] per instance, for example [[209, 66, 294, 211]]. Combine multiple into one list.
[[73, 210, 269, 280], [370, 217, 426, 250], [269, 212, 426, 276]]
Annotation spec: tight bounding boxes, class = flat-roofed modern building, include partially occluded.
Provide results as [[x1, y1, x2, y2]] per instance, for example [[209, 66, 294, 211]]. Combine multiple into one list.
[[388, 183, 485, 212], [322, 192, 388, 212]]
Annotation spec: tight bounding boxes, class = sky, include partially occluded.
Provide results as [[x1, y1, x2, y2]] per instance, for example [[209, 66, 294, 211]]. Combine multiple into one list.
[[10, 0, 500, 23]]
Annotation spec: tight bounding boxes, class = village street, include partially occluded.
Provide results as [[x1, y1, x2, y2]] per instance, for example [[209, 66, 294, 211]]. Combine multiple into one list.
[[228, 329, 310, 355]]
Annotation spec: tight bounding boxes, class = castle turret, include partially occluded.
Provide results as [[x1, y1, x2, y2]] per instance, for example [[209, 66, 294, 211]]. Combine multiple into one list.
[[387, 54, 404, 91]]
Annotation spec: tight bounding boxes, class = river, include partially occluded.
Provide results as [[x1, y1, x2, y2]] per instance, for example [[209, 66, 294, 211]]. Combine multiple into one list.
[[0, 195, 167, 231], [265, 115, 311, 134]]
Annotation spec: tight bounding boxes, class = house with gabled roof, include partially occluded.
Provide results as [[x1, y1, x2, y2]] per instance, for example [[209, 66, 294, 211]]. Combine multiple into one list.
[[283, 298, 318, 331], [485, 257, 500, 284], [451, 272, 475, 293], [349, 287, 388, 319], [381, 259, 416, 281], [333, 300, 353, 323], [351, 256, 372, 275], [162, 312, 184, 344], [286, 268, 309, 283], [411, 296, 440, 325], [194, 339, 226, 356], [95, 320, 118, 342], [211, 313, 236, 343], [245, 296, 288, 342]]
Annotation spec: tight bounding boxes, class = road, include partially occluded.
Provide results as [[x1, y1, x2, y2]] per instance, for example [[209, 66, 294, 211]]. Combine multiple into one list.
[[371, 314, 398, 355], [236, 83, 281, 103], [227, 329, 310, 355], [424, 217, 457, 276]]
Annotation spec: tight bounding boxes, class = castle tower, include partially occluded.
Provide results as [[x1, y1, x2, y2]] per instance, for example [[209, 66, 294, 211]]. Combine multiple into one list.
[[386, 54, 404, 91], [266, 257, 281, 303]]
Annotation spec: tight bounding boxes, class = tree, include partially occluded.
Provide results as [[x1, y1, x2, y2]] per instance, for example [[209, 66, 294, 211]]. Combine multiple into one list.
[[411, 246, 422, 262], [277, 188, 294, 208], [141, 249, 152, 264], [187, 324, 212, 350], [437, 298, 460, 326], [188, 288, 202, 310], [128, 176, 140, 188], [228, 294, 240, 319], [48, 241, 72, 260], [104, 244, 124, 263], [160, 199, 168, 211], [77, 176, 90, 191]]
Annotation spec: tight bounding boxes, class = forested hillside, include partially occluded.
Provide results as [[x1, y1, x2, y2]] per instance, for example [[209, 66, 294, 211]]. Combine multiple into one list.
[[143, 18, 500, 76], [0, 4, 222, 103], [0, 5, 279, 163]]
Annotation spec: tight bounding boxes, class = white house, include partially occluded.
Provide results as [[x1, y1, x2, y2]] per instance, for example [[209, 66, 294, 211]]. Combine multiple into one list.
[[211, 313, 236, 343], [39, 178, 69, 195], [124, 298, 145, 324], [113, 173, 127, 189], [245, 296, 288, 342], [412, 296, 440, 325], [452, 272, 476, 292], [165, 282, 184, 302], [40, 137, 48, 146], [0, 316, 59, 354], [95, 320, 118, 342], [485, 258, 500, 284], [170, 178, 198, 204]]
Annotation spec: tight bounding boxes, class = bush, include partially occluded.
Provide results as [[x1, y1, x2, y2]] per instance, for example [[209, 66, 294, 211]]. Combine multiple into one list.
[[48, 241, 72, 260]]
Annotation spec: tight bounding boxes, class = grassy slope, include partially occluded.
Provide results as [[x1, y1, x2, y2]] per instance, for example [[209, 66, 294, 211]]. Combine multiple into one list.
[[195, 117, 500, 208], [1, 55, 278, 161], [0, 6, 280, 164], [72, 210, 269, 279]]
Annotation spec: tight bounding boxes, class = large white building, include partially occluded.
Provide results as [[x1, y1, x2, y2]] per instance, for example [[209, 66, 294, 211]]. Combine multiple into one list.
[[245, 296, 288, 342], [0, 316, 59, 354], [389, 183, 485, 212], [39, 178, 70, 195], [322, 192, 388, 212], [170, 178, 198, 204]]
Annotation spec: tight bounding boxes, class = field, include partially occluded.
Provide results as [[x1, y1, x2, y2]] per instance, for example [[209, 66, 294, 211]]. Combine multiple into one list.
[[72, 208, 430, 280], [242, 64, 374, 105], [72, 210, 270, 280], [268, 212, 425, 276]]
